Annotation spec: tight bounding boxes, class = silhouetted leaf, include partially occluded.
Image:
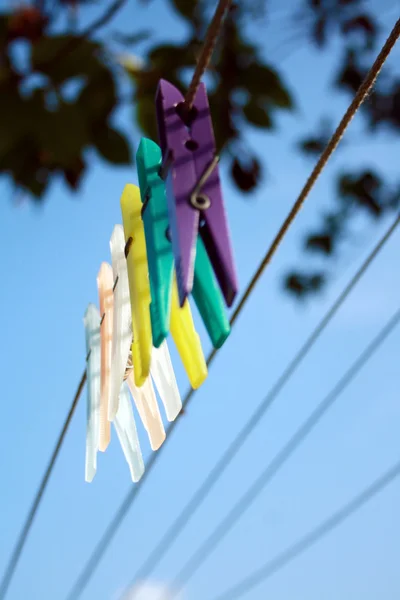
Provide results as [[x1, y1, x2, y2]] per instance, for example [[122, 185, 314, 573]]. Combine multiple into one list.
[[231, 155, 261, 192], [149, 42, 195, 70], [93, 125, 131, 164], [338, 170, 383, 216], [243, 100, 272, 128], [77, 67, 117, 124], [34, 99, 90, 167], [31, 35, 101, 83], [341, 14, 376, 41], [208, 89, 238, 150], [63, 157, 86, 190], [305, 233, 333, 254], [284, 272, 325, 298], [335, 51, 365, 94], [136, 94, 157, 139], [313, 16, 326, 47], [299, 137, 326, 155], [112, 30, 151, 47], [169, 0, 199, 22], [239, 62, 293, 108]]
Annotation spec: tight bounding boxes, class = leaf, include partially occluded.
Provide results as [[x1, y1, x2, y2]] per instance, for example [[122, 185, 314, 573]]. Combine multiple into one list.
[[284, 272, 325, 298], [31, 34, 102, 83], [169, 0, 199, 22], [136, 95, 158, 140], [93, 125, 131, 164], [335, 51, 365, 94], [305, 233, 334, 254], [231, 155, 261, 193], [239, 62, 293, 108], [243, 100, 273, 128], [112, 30, 152, 47], [0, 89, 29, 159], [313, 16, 327, 47], [338, 171, 383, 217], [298, 137, 326, 155], [77, 66, 117, 124], [208, 89, 238, 149], [342, 14, 376, 37], [148, 42, 196, 70], [34, 99, 90, 167], [62, 157, 86, 190]]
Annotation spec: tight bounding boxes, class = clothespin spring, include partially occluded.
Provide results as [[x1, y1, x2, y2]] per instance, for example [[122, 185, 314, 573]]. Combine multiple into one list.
[[190, 155, 220, 211]]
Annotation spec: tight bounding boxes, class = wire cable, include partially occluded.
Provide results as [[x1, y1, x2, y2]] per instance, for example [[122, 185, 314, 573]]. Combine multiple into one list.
[[63, 20, 400, 599], [0, 371, 87, 600], [213, 457, 400, 600], [166, 305, 400, 597], [184, 0, 232, 109], [118, 212, 400, 598]]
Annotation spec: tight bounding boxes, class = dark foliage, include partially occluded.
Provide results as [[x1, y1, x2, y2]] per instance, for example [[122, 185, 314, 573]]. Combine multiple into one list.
[[0, 0, 398, 300]]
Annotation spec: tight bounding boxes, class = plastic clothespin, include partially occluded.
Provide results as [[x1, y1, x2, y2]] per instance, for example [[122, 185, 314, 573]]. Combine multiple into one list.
[[114, 381, 145, 482], [120, 184, 153, 387], [155, 79, 238, 308], [126, 368, 166, 451], [137, 137, 230, 350], [109, 223, 179, 430], [97, 262, 113, 452], [170, 272, 208, 389], [83, 304, 101, 483], [151, 341, 182, 421], [109, 224, 134, 420], [84, 304, 144, 482]]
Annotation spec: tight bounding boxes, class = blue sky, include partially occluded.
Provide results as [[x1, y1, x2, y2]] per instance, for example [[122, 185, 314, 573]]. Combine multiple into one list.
[[0, 1, 400, 599]]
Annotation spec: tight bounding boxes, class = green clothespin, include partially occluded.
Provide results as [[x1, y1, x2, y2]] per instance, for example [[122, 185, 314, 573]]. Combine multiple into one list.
[[136, 137, 230, 349]]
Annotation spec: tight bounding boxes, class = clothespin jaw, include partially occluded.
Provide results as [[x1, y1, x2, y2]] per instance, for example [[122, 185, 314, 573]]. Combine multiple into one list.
[[193, 237, 231, 349], [83, 304, 101, 482], [170, 273, 208, 390], [155, 78, 238, 309], [136, 138, 174, 348], [97, 262, 113, 452], [137, 137, 231, 350], [120, 184, 153, 387]]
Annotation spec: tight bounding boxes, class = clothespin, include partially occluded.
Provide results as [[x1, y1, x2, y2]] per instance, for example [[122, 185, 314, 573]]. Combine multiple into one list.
[[120, 185, 153, 387], [84, 305, 144, 482], [97, 262, 113, 451], [125, 369, 165, 451], [155, 79, 238, 308], [109, 224, 181, 422], [84, 304, 101, 482], [113, 381, 145, 482], [120, 184, 208, 390], [137, 137, 230, 350], [108, 224, 165, 450]]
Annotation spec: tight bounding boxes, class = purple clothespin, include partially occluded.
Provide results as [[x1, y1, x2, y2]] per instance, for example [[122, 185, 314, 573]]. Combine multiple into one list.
[[155, 79, 238, 308]]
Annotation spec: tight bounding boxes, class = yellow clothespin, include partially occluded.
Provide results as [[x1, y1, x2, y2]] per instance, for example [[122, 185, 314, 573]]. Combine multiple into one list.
[[120, 184, 153, 387], [120, 183, 207, 390], [170, 275, 207, 389]]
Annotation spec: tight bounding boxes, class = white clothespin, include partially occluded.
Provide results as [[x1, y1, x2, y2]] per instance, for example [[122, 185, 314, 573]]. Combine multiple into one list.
[[109, 224, 182, 424], [108, 225, 166, 451], [114, 381, 145, 482], [97, 262, 113, 452], [151, 342, 182, 421], [83, 304, 101, 483], [84, 302, 144, 482]]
